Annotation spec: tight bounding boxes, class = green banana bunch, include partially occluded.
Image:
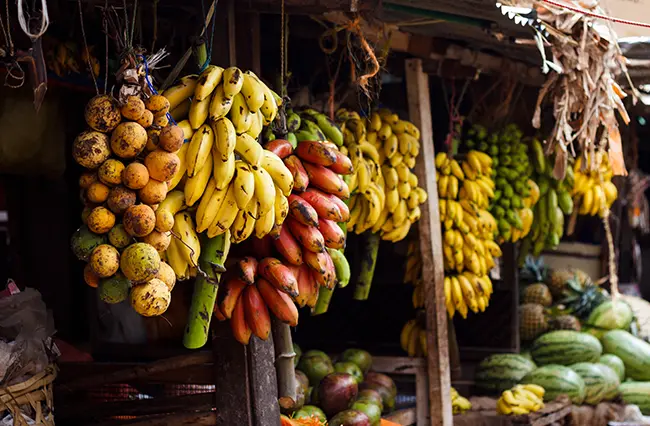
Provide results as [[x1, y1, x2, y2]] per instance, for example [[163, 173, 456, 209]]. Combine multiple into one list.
[[471, 123, 536, 243], [262, 107, 344, 149], [518, 139, 574, 263]]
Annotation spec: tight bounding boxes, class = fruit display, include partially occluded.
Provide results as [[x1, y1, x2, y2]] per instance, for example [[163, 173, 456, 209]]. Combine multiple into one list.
[[530, 330, 602, 366], [334, 108, 427, 243], [619, 382, 650, 415], [72, 92, 186, 317], [212, 256, 300, 345], [601, 329, 650, 381], [572, 153, 618, 217], [474, 354, 537, 394], [599, 354, 625, 382], [520, 365, 586, 404], [496, 384, 545, 415], [291, 347, 396, 425], [519, 303, 549, 342], [450, 387, 472, 414], [399, 318, 427, 357], [518, 140, 574, 259], [568, 362, 620, 405], [436, 151, 500, 318], [469, 124, 536, 244]]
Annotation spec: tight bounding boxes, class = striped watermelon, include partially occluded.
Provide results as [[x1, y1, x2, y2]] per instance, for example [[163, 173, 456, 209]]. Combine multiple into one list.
[[569, 362, 620, 405], [599, 354, 625, 381], [585, 300, 634, 339], [601, 330, 650, 381], [531, 331, 602, 366], [475, 354, 537, 394], [520, 365, 586, 404], [619, 382, 650, 415]]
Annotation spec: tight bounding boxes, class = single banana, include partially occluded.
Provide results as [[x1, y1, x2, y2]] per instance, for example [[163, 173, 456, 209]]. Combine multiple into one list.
[[211, 117, 236, 161], [212, 149, 236, 190], [163, 74, 199, 110], [186, 124, 214, 177], [230, 92, 252, 134], [222, 67, 244, 98], [194, 65, 224, 101], [235, 133, 263, 165], [240, 73, 265, 112], [185, 152, 213, 206], [233, 161, 256, 209], [261, 150, 294, 196], [252, 165, 276, 217]]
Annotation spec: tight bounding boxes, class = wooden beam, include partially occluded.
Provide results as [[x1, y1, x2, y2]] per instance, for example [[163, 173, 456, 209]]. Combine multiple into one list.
[[322, 11, 410, 52], [248, 337, 281, 426], [239, 0, 379, 14], [405, 58, 453, 426]]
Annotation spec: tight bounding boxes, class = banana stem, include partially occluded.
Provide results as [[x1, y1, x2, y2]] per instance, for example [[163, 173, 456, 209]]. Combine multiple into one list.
[[183, 233, 231, 349], [353, 232, 380, 300], [312, 287, 335, 315]]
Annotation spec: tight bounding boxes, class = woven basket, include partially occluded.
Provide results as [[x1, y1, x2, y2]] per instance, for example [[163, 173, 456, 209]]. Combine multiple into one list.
[[0, 365, 57, 426]]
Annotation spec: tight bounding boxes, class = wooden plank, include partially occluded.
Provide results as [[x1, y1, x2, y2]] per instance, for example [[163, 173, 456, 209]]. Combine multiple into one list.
[[405, 58, 453, 426], [57, 363, 214, 385], [213, 321, 252, 426], [239, 0, 380, 13], [248, 336, 281, 426], [503, 244, 520, 353], [59, 352, 213, 392], [371, 356, 425, 375], [415, 370, 429, 425]]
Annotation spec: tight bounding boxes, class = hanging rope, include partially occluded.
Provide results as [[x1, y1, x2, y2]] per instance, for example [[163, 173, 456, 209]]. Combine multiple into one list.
[[280, 0, 286, 98], [103, 0, 109, 94], [140, 54, 177, 126], [77, 0, 99, 94], [17, 0, 49, 40]]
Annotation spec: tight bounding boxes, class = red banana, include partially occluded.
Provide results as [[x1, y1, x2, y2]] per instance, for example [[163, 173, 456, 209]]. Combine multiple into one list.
[[301, 188, 343, 221], [243, 285, 271, 340], [236, 256, 258, 285], [283, 155, 310, 192], [302, 162, 350, 199], [305, 270, 321, 308], [268, 223, 282, 239], [288, 194, 319, 227], [214, 303, 227, 322], [295, 140, 337, 166], [293, 264, 311, 307], [319, 218, 346, 249], [218, 278, 247, 319], [311, 251, 336, 289], [257, 277, 299, 327], [285, 217, 325, 253], [328, 150, 354, 175], [327, 192, 350, 222], [231, 295, 252, 345], [303, 249, 329, 274], [273, 225, 304, 266], [258, 257, 299, 297], [263, 139, 293, 159]]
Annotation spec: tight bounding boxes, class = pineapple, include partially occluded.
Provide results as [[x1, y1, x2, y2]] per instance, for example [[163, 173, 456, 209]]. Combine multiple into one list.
[[523, 283, 553, 307], [549, 314, 582, 331], [546, 267, 592, 297], [519, 303, 549, 341], [559, 279, 608, 319]]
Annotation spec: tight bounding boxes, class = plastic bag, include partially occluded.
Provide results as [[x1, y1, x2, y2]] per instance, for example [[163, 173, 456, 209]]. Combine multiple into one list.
[[0, 288, 56, 386]]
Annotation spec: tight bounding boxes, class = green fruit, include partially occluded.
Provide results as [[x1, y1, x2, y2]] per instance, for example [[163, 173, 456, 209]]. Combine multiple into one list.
[[531, 331, 603, 366], [500, 198, 511, 209], [538, 179, 549, 196], [511, 196, 522, 209], [547, 189, 558, 220], [501, 144, 511, 154], [495, 177, 508, 189], [293, 405, 327, 422], [475, 353, 537, 393], [297, 352, 334, 386], [340, 349, 373, 374], [503, 185, 514, 199], [619, 382, 650, 414], [521, 365, 586, 404], [492, 158, 499, 168], [335, 362, 364, 383], [599, 354, 625, 381], [500, 156, 512, 166], [478, 142, 488, 152], [493, 206, 505, 219], [570, 362, 620, 405], [558, 191, 574, 214], [71, 225, 108, 261], [514, 181, 526, 195], [465, 139, 476, 148], [294, 343, 303, 367], [351, 401, 382, 426], [98, 273, 130, 304], [601, 329, 650, 380], [488, 145, 499, 156], [357, 389, 384, 411], [493, 190, 502, 202]]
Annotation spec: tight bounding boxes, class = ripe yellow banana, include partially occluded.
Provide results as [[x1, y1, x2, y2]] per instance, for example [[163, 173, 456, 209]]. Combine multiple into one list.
[[208, 85, 233, 121], [195, 178, 228, 232], [186, 124, 214, 177], [255, 207, 275, 238], [165, 235, 190, 280], [185, 152, 213, 206], [189, 95, 211, 129], [172, 211, 201, 266], [235, 133, 263, 165], [240, 73, 265, 112], [156, 190, 186, 233], [168, 143, 188, 191], [231, 202, 257, 243], [230, 92, 252, 134], [163, 74, 199, 110], [211, 117, 236, 161], [222, 67, 244, 98], [194, 65, 224, 101], [233, 161, 255, 209], [207, 183, 239, 237], [212, 150, 236, 190], [274, 186, 289, 226], [261, 150, 294, 196], [252, 165, 276, 217]]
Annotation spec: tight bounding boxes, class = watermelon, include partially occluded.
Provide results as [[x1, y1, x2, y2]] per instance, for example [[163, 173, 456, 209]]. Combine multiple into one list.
[[531, 331, 602, 366], [601, 330, 650, 381], [521, 365, 586, 404], [569, 362, 620, 405], [474, 354, 537, 394], [599, 354, 625, 382], [584, 300, 634, 339], [619, 382, 650, 415]]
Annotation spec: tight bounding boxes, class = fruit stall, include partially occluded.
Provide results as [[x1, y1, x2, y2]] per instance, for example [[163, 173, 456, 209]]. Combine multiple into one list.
[[1, 0, 650, 425]]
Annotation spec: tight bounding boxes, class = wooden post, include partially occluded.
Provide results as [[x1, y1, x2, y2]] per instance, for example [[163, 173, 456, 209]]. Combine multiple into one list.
[[248, 337, 281, 426], [405, 58, 453, 426]]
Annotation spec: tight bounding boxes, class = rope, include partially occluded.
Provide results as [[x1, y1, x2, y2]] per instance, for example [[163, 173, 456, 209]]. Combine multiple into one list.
[[77, 0, 99, 94], [200, 0, 217, 72], [280, 0, 286, 98], [17, 0, 49, 40], [541, 0, 650, 28], [103, 0, 109, 94]]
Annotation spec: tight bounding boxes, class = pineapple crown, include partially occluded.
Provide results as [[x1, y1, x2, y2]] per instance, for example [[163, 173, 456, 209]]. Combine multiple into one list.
[[558, 280, 608, 319], [521, 255, 549, 283]]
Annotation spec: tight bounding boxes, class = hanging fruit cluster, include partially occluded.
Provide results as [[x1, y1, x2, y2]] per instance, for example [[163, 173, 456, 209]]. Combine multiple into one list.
[[72, 93, 184, 317], [469, 124, 536, 243], [261, 138, 352, 315], [436, 151, 500, 318], [335, 108, 428, 242], [400, 317, 428, 357], [263, 107, 343, 149], [572, 153, 618, 217], [517, 139, 574, 260]]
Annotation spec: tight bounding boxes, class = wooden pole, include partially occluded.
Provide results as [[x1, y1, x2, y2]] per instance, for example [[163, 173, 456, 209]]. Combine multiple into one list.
[[405, 58, 453, 426]]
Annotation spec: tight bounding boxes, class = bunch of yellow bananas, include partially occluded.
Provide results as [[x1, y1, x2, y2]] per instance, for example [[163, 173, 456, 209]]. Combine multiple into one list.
[[572, 153, 618, 217], [400, 319, 427, 357], [451, 387, 472, 415], [404, 240, 422, 285], [437, 151, 502, 318], [163, 67, 293, 245], [163, 211, 202, 280], [336, 108, 428, 243], [496, 384, 545, 415]]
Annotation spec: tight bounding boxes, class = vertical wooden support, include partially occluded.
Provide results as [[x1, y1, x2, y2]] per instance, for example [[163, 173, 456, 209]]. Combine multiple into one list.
[[249, 337, 281, 426], [405, 58, 453, 426]]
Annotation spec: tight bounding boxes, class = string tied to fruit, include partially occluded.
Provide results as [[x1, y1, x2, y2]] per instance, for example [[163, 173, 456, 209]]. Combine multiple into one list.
[[139, 53, 177, 126]]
